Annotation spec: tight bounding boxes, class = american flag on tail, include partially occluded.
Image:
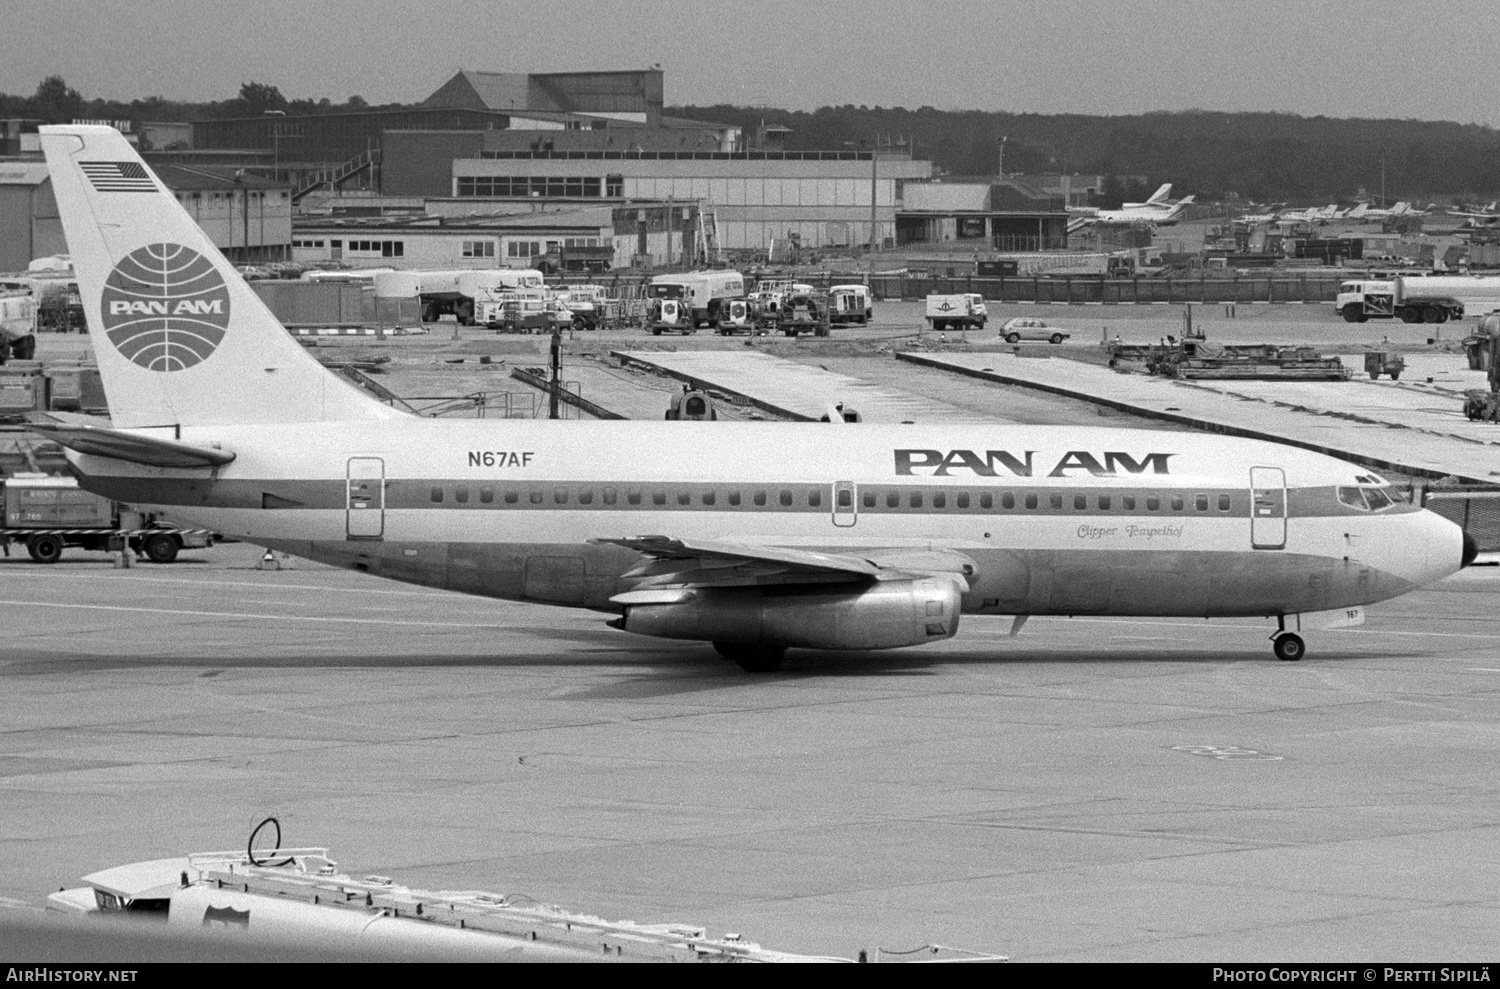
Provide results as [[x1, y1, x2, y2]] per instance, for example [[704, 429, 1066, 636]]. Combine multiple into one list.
[[79, 161, 157, 193]]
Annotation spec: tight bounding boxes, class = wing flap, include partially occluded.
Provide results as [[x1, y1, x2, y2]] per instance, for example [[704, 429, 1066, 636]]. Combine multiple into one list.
[[26, 420, 235, 468]]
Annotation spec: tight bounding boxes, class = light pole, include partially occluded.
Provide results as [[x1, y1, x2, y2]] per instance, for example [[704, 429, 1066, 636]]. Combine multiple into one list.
[[997, 136, 1007, 179], [265, 109, 286, 183]]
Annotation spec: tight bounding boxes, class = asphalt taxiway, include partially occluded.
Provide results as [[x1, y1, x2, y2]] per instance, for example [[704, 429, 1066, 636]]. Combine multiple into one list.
[[2, 543, 1498, 961]]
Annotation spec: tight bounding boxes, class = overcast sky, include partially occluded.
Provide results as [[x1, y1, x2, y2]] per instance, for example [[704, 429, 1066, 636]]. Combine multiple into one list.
[[5, 0, 1497, 125]]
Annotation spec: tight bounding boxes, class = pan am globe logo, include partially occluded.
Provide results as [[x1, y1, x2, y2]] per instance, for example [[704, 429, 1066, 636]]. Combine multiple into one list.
[[99, 243, 231, 372]]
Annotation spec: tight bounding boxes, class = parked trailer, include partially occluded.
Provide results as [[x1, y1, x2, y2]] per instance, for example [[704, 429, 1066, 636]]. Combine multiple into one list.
[[0, 474, 213, 563]]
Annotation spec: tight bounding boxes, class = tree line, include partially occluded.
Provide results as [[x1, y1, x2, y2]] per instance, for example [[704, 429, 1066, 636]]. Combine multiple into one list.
[[5, 76, 1497, 204]]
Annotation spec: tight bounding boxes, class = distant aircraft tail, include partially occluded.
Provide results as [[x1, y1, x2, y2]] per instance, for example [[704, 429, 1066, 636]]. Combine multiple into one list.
[[1144, 183, 1172, 205], [39, 125, 400, 429]]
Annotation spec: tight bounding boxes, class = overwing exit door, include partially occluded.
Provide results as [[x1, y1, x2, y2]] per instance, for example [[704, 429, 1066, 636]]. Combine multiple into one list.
[[1250, 466, 1286, 550], [347, 457, 385, 540]]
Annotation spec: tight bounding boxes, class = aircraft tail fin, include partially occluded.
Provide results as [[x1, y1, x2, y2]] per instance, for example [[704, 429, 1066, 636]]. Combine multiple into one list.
[[39, 125, 402, 429]]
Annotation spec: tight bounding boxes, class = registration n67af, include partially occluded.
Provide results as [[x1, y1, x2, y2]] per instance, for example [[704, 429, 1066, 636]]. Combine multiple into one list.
[[468, 451, 534, 468]]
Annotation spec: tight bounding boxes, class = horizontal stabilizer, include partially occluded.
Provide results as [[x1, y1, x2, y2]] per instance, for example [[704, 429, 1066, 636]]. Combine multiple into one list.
[[26, 419, 235, 468]]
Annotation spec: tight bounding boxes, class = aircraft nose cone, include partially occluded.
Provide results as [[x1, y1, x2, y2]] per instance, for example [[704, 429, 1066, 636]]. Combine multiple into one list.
[[1462, 530, 1480, 568]]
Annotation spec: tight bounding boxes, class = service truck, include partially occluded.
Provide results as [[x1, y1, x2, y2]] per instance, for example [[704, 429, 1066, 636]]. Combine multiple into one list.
[[1333, 276, 1500, 324], [647, 271, 745, 333], [925, 293, 988, 332], [0, 474, 213, 563], [828, 284, 873, 326], [0, 291, 37, 362], [375, 269, 545, 325]]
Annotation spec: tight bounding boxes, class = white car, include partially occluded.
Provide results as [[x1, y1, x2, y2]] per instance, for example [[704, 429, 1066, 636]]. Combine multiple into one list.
[[1000, 317, 1069, 344]]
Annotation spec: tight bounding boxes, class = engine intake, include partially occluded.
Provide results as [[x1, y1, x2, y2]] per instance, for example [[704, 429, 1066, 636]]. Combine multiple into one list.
[[610, 577, 962, 650]]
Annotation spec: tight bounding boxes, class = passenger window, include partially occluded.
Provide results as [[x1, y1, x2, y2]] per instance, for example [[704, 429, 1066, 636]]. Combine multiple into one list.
[[455, 487, 470, 504], [808, 489, 821, 508], [1122, 494, 1135, 510], [529, 491, 543, 505], [430, 487, 444, 503], [932, 492, 946, 509], [886, 491, 900, 508], [653, 491, 666, 506], [1194, 494, 1209, 512], [1098, 495, 1111, 511], [1337, 487, 1369, 510], [1001, 492, 1015, 510], [677, 491, 691, 506], [754, 490, 767, 506], [862, 491, 875, 509], [729, 490, 741, 507], [1050, 493, 1063, 510], [1218, 494, 1231, 511], [504, 490, 519, 504], [554, 488, 569, 505], [480, 487, 494, 504], [980, 492, 993, 509], [1170, 495, 1184, 511], [910, 491, 923, 508], [702, 491, 715, 506], [1025, 493, 1038, 510], [1073, 494, 1086, 510], [1146, 494, 1160, 511], [627, 490, 642, 506], [603, 487, 617, 505], [578, 490, 593, 505], [956, 492, 970, 509], [779, 490, 793, 507], [839, 489, 853, 508]]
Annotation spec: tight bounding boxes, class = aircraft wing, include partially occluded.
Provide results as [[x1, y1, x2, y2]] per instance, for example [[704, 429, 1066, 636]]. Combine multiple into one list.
[[26, 418, 235, 468], [593, 535, 974, 589]]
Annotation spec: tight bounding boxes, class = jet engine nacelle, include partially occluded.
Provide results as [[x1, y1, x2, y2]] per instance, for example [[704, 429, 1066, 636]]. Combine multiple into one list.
[[611, 576, 962, 650]]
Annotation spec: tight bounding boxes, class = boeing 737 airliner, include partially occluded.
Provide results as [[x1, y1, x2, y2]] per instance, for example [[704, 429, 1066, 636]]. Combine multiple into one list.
[[33, 126, 1475, 671]]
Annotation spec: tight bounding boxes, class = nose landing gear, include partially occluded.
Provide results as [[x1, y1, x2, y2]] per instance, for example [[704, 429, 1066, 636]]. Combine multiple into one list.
[[1271, 615, 1305, 661]]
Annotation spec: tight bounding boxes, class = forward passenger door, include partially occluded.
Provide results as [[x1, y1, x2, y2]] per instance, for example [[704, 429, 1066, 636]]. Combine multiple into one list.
[[1250, 466, 1287, 550]]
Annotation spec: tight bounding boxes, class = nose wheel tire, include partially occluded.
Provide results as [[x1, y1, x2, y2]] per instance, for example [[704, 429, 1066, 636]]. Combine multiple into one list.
[[713, 641, 787, 673], [1273, 632, 1305, 662]]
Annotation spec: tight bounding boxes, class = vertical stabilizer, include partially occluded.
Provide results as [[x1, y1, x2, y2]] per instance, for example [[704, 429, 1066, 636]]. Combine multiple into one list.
[[39, 125, 401, 428]]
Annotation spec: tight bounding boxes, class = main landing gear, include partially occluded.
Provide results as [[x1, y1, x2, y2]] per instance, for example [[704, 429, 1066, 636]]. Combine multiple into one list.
[[1271, 615, 1305, 662]]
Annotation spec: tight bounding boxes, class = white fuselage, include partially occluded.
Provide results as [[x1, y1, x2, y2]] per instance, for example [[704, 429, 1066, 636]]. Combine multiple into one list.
[[72, 419, 1463, 621]]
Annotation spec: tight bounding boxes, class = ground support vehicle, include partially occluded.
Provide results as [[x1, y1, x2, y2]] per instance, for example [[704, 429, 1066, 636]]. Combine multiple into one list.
[[0, 474, 213, 563], [778, 292, 831, 337], [648, 297, 697, 335], [376, 270, 546, 326], [925, 294, 987, 332], [1142, 339, 1350, 381], [0, 292, 37, 363], [999, 317, 1069, 344], [1364, 351, 1405, 380], [827, 284, 873, 326], [714, 299, 756, 335], [1464, 316, 1500, 420], [478, 292, 557, 334], [648, 271, 746, 329], [1333, 276, 1500, 324], [553, 285, 609, 331]]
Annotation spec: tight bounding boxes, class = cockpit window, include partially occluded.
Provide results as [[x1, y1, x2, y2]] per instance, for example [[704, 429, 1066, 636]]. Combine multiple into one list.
[[1337, 487, 1369, 510], [1363, 487, 1392, 510]]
